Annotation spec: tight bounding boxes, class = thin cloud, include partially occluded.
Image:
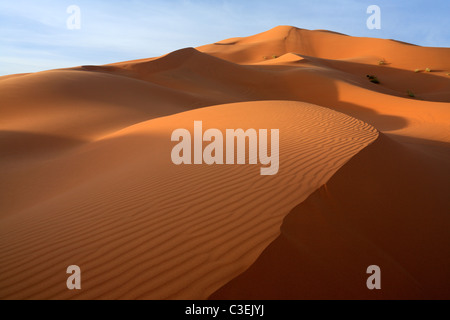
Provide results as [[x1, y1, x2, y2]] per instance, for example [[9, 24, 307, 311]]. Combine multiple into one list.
[[0, 0, 448, 76]]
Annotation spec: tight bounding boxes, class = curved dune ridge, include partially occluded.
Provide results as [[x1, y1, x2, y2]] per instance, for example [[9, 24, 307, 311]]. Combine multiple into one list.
[[0, 101, 377, 299], [0, 26, 449, 299]]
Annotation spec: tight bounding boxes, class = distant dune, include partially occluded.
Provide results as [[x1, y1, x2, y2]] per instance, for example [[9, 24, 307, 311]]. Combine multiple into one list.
[[0, 26, 449, 300]]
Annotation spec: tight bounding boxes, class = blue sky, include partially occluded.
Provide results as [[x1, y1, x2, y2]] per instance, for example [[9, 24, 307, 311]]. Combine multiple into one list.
[[0, 0, 449, 76]]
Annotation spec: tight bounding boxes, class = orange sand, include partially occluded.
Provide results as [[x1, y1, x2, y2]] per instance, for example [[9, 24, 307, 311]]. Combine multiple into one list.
[[0, 26, 449, 300]]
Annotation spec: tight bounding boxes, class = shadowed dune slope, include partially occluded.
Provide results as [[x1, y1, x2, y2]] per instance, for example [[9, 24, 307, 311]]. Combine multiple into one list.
[[211, 134, 450, 299]]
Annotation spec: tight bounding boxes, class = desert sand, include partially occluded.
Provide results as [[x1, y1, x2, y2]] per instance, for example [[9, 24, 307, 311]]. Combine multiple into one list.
[[0, 26, 449, 299]]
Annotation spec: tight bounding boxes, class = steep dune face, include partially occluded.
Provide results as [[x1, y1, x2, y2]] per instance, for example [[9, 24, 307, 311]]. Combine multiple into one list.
[[210, 134, 450, 300], [0, 26, 449, 299]]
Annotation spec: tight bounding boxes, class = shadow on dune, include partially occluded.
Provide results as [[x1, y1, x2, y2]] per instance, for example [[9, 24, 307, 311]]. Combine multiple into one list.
[[210, 134, 450, 300], [0, 130, 86, 161]]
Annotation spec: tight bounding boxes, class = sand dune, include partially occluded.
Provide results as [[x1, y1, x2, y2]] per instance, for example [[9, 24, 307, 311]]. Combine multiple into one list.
[[0, 101, 377, 299], [0, 26, 449, 300], [199, 26, 450, 70]]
